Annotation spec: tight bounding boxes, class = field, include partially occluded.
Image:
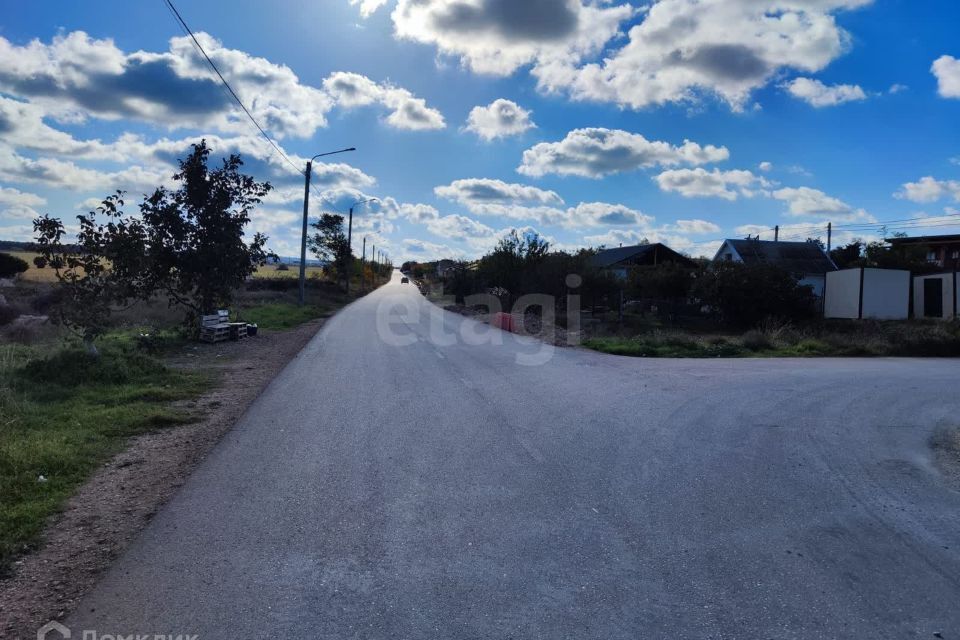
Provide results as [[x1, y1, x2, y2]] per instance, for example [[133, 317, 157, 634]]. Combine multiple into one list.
[[5, 251, 57, 283], [7, 252, 323, 284], [252, 263, 326, 280]]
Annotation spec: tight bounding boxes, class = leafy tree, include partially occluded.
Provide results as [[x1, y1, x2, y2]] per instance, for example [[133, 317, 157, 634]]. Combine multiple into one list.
[[863, 239, 937, 273], [830, 236, 937, 273], [693, 262, 817, 327], [34, 141, 272, 347], [308, 213, 351, 283], [628, 263, 695, 300], [477, 229, 551, 299], [139, 141, 271, 316], [829, 240, 864, 269], [33, 193, 149, 353], [0, 252, 29, 278]]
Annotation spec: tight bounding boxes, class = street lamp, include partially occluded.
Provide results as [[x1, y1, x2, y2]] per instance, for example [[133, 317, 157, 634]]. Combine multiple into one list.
[[346, 197, 378, 295], [299, 147, 356, 305]]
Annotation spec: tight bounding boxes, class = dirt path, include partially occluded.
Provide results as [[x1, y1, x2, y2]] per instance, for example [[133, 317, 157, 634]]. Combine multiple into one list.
[[0, 320, 325, 639]]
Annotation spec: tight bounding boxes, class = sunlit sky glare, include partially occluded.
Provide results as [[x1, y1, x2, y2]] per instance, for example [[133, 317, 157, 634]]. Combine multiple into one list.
[[2, 0, 959, 261]]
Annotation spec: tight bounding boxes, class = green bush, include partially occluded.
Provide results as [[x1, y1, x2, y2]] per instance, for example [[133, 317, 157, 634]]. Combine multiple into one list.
[[693, 262, 818, 328], [0, 252, 28, 279], [18, 344, 166, 387], [741, 330, 772, 351]]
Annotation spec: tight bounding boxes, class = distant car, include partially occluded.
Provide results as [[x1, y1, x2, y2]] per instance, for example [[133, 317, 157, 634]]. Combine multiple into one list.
[[401, 276, 409, 284]]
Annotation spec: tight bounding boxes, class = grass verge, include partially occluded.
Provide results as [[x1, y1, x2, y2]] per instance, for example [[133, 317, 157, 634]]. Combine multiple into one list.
[[236, 302, 334, 330], [0, 341, 207, 574], [582, 319, 960, 358]]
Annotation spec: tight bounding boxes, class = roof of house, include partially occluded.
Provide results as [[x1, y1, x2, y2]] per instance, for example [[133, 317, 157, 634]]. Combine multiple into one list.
[[590, 243, 695, 269], [886, 233, 960, 245], [720, 239, 837, 274]]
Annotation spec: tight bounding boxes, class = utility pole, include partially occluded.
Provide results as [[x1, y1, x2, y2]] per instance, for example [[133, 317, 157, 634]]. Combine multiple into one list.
[[361, 237, 366, 292], [345, 198, 377, 296], [346, 206, 354, 295], [827, 222, 832, 252], [298, 161, 313, 306], [298, 147, 355, 305], [774, 225, 779, 242]]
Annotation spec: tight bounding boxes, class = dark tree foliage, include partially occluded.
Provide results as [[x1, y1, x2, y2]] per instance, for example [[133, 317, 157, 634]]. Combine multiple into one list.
[[692, 262, 818, 327], [627, 263, 696, 300], [0, 252, 29, 278], [829, 237, 938, 274], [307, 213, 351, 282], [476, 229, 552, 301], [33, 141, 272, 347], [829, 240, 864, 269], [33, 193, 149, 350], [140, 141, 271, 315]]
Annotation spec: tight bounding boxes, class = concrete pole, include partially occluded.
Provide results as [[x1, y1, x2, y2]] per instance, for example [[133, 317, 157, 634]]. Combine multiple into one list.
[[298, 160, 312, 306]]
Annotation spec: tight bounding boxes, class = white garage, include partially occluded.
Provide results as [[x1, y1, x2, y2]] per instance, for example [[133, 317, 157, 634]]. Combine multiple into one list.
[[824, 268, 911, 320], [913, 272, 958, 319]]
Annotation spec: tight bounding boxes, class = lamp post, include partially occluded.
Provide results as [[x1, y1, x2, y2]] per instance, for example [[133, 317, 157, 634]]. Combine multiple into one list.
[[299, 147, 355, 305], [361, 237, 367, 292], [346, 197, 378, 295]]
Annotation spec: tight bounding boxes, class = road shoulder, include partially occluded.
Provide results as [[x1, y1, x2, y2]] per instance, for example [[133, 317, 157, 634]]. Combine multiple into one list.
[[0, 319, 325, 638]]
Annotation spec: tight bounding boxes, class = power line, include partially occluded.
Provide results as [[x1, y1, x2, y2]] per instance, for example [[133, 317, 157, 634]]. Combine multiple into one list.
[[161, 0, 306, 179], [160, 0, 351, 218]]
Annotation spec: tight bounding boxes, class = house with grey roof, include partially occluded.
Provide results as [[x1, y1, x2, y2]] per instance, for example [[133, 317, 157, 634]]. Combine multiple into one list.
[[590, 243, 696, 280], [713, 238, 837, 296]]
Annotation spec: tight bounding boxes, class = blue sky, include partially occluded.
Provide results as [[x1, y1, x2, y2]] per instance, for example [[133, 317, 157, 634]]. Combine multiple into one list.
[[1, 0, 959, 261]]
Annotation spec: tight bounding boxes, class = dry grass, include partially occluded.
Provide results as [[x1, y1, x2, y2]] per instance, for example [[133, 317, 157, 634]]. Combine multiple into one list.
[[9, 253, 322, 283], [252, 263, 326, 280], [5, 252, 57, 283]]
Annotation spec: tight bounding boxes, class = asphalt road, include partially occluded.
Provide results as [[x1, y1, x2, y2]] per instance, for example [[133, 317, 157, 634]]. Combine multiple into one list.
[[69, 271, 960, 639]]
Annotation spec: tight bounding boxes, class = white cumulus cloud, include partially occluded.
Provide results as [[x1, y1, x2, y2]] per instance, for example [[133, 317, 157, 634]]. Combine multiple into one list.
[[518, 128, 729, 178], [464, 98, 535, 140], [932, 55, 960, 99], [391, 0, 634, 76], [785, 77, 867, 107], [896, 176, 960, 203], [654, 168, 768, 200], [533, 0, 873, 111]]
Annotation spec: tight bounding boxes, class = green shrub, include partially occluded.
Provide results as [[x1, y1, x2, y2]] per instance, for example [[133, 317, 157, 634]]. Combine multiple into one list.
[[693, 262, 817, 327], [18, 344, 166, 387], [0, 304, 20, 326], [0, 252, 28, 279], [741, 330, 772, 351]]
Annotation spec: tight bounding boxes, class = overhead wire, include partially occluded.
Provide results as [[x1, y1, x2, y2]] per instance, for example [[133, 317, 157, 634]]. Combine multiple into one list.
[[160, 0, 348, 215]]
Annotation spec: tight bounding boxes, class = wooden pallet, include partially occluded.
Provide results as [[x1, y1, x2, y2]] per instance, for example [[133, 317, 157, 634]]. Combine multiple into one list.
[[200, 310, 234, 343]]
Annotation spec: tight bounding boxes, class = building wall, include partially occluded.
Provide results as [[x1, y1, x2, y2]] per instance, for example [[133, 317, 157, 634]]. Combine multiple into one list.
[[826, 269, 910, 319], [861, 269, 910, 319], [913, 273, 957, 319], [824, 269, 862, 318], [798, 274, 826, 298]]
